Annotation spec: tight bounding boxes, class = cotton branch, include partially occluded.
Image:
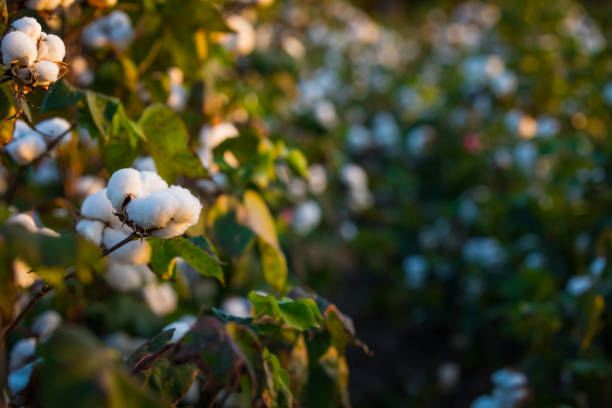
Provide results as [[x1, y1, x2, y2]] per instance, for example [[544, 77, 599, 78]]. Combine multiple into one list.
[[0, 271, 75, 341], [99, 232, 138, 258]]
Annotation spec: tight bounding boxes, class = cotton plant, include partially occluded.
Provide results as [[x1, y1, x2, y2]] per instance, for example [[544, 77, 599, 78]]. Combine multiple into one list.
[[1, 17, 67, 90], [4, 117, 72, 165]]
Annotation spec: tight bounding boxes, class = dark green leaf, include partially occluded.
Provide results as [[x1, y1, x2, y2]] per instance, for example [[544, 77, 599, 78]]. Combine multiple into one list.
[[86, 91, 120, 139], [40, 80, 85, 113], [248, 292, 322, 331]]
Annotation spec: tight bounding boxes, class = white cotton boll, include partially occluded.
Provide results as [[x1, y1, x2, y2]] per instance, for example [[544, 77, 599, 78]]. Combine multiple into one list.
[[106, 168, 144, 210], [340, 163, 368, 190], [32, 310, 62, 341], [13, 119, 32, 140], [34, 61, 59, 86], [199, 123, 239, 150], [35, 117, 71, 144], [39, 227, 59, 238], [126, 191, 177, 229], [74, 176, 105, 198], [106, 11, 134, 49], [292, 200, 322, 235], [308, 164, 327, 194], [163, 321, 191, 343], [76, 219, 105, 246], [36, 34, 65, 63], [150, 222, 190, 239], [139, 171, 167, 194], [81, 24, 108, 49], [9, 338, 36, 371], [11, 17, 42, 42], [81, 188, 118, 226], [105, 262, 147, 292], [13, 258, 37, 288], [167, 186, 202, 225], [566, 275, 593, 296], [1, 31, 37, 69], [6, 213, 38, 232], [220, 296, 252, 318], [103, 228, 151, 264], [132, 156, 157, 172], [143, 282, 177, 316], [5, 133, 46, 165], [222, 15, 256, 55]]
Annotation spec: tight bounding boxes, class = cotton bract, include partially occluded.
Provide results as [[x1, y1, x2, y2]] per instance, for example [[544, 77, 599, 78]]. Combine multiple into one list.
[[1, 17, 66, 88]]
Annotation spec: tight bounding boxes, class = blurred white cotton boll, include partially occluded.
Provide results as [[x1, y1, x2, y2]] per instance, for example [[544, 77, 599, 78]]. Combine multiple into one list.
[[1, 31, 37, 69], [462, 237, 505, 267], [221, 296, 252, 318], [132, 156, 157, 172], [438, 362, 460, 392], [6, 213, 38, 232], [103, 228, 151, 264], [406, 125, 435, 156], [219, 15, 256, 56], [490, 71, 517, 97], [340, 163, 368, 191], [590, 257, 606, 277], [514, 143, 537, 174], [74, 176, 105, 199], [5, 132, 46, 165], [32, 310, 62, 341], [470, 396, 498, 408], [36, 117, 71, 144], [346, 124, 372, 152], [403, 255, 428, 289], [70, 56, 94, 86], [372, 112, 400, 148], [143, 283, 178, 316], [163, 321, 191, 343], [36, 34, 65, 62], [105, 262, 154, 292], [604, 81, 612, 106], [8, 360, 39, 395], [339, 220, 358, 241], [566, 275, 593, 296], [315, 100, 338, 127], [10, 338, 36, 371], [82, 11, 133, 50], [198, 122, 239, 169], [308, 164, 327, 194], [11, 17, 42, 41], [292, 200, 322, 235], [106, 168, 144, 210], [76, 219, 105, 246]]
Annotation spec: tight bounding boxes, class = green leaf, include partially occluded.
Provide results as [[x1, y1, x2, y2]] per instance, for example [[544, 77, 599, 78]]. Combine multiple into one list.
[[248, 291, 322, 331], [263, 349, 293, 408], [40, 80, 85, 113], [148, 236, 224, 284], [0, 83, 16, 146], [138, 104, 207, 183], [286, 148, 309, 178], [259, 239, 287, 292], [99, 106, 142, 172], [211, 307, 253, 325], [213, 211, 255, 256], [86, 91, 120, 139], [145, 359, 198, 405], [126, 329, 174, 370]]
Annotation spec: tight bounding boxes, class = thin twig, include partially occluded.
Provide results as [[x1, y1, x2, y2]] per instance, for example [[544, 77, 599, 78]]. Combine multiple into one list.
[[100, 232, 138, 258], [0, 271, 75, 341]]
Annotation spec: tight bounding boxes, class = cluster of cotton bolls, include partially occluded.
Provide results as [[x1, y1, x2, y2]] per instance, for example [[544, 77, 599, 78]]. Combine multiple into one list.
[[8, 310, 62, 395], [339, 163, 373, 212], [4, 118, 71, 165], [462, 237, 506, 268], [471, 368, 530, 408], [82, 11, 133, 50], [1, 17, 66, 87], [77, 168, 202, 264], [7, 212, 59, 237]]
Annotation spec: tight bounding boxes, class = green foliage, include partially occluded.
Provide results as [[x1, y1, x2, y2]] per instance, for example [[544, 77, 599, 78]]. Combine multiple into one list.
[[249, 291, 322, 331]]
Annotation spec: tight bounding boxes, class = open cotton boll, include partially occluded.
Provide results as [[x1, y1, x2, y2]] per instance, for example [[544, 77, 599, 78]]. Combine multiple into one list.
[[13, 119, 32, 140], [139, 171, 168, 194], [1, 31, 37, 69], [81, 24, 108, 49], [76, 219, 105, 246], [5, 133, 46, 165], [220, 15, 256, 56], [9, 338, 36, 371], [167, 186, 202, 224], [151, 222, 191, 239], [107, 168, 144, 210], [11, 17, 42, 42], [9, 360, 39, 396], [126, 190, 177, 230], [74, 175, 105, 198], [143, 282, 177, 316], [81, 188, 119, 226], [103, 228, 151, 264], [36, 117, 71, 144], [105, 262, 148, 292], [163, 321, 191, 343], [106, 11, 134, 49], [34, 61, 59, 86], [36, 34, 65, 63], [32, 310, 62, 341], [6, 213, 38, 232]]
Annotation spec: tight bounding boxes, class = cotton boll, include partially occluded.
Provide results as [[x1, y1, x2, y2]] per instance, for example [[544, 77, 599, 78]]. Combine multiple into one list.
[[34, 61, 60, 87], [167, 186, 202, 225], [74, 176, 105, 199], [163, 321, 191, 343], [35, 117, 71, 144], [9, 338, 36, 371], [199, 123, 239, 150], [1, 31, 37, 69], [106, 168, 144, 210], [126, 191, 177, 229], [106, 11, 134, 49], [5, 133, 46, 165], [143, 282, 177, 316], [13, 258, 37, 288], [220, 296, 252, 318], [9, 360, 39, 396], [36, 34, 65, 63], [31, 310, 62, 341], [103, 228, 151, 264], [105, 262, 148, 292], [81, 188, 118, 226], [11, 17, 42, 41], [151, 222, 191, 239], [13, 119, 32, 140], [292, 200, 322, 235], [139, 171, 168, 194], [39, 227, 59, 238], [81, 24, 108, 49], [6, 213, 38, 232], [76, 219, 105, 246], [221, 15, 256, 56]]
